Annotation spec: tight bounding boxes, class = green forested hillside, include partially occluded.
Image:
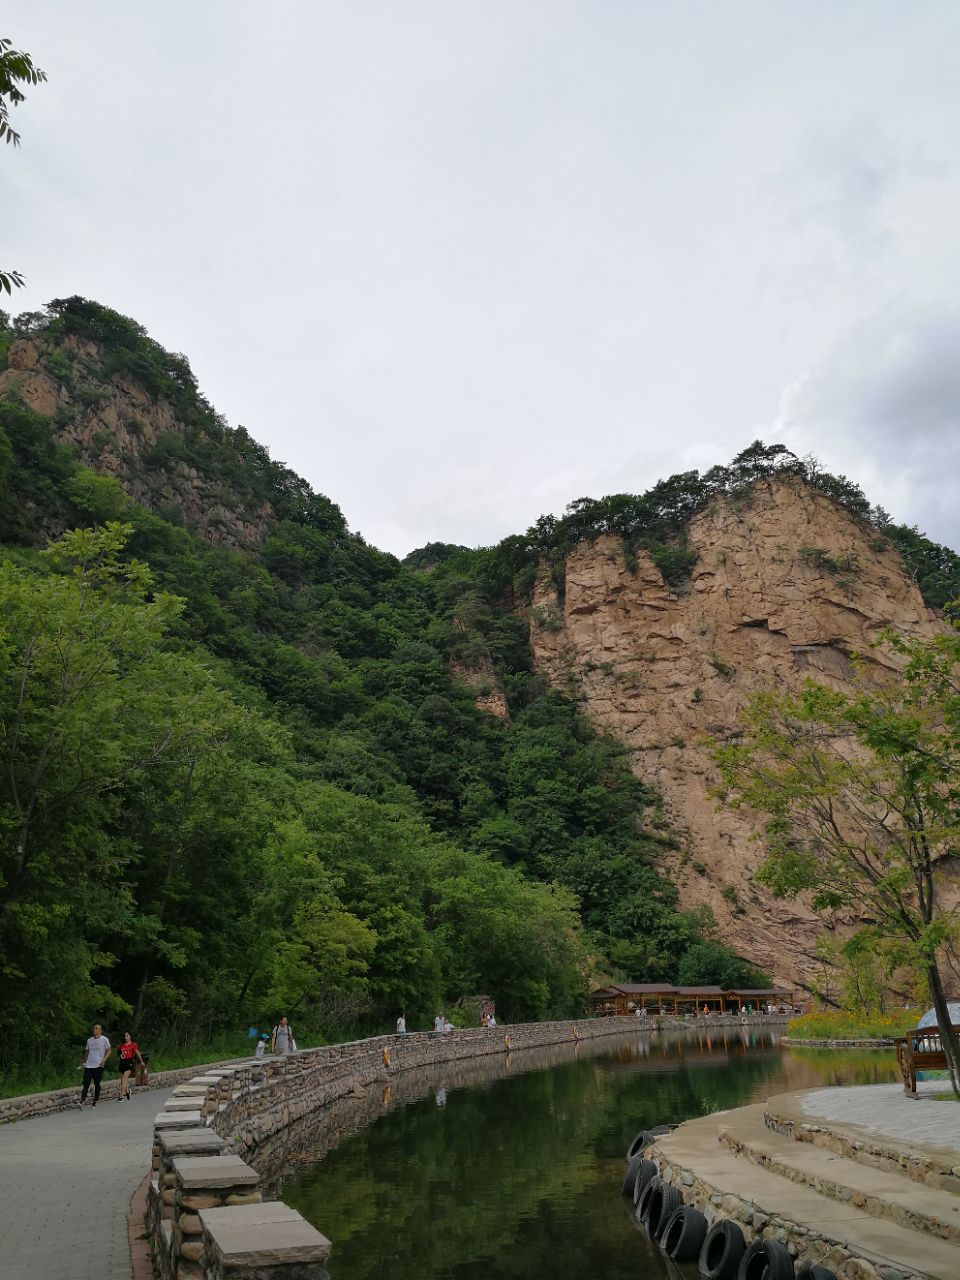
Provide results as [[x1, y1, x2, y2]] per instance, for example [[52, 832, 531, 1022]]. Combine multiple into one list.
[[1, 298, 956, 1084]]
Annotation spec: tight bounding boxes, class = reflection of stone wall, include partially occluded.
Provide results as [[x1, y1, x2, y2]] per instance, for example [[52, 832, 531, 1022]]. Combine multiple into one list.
[[256, 1033, 633, 1189], [211, 1018, 645, 1183], [243, 1023, 786, 1190]]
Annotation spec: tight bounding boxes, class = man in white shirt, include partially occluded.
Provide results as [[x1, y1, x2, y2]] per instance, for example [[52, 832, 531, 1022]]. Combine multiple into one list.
[[78, 1023, 111, 1108]]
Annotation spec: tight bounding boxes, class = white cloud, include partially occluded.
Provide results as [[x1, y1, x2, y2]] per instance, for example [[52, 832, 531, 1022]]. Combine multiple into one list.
[[775, 297, 960, 546], [4, 1, 960, 554]]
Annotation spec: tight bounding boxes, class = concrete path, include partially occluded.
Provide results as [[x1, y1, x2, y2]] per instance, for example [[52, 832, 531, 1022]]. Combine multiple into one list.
[[799, 1081, 960, 1158], [0, 1086, 172, 1280]]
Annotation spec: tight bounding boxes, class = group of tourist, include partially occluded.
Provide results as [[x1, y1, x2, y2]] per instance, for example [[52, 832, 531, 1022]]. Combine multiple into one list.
[[393, 1009, 497, 1035], [77, 1023, 146, 1108]]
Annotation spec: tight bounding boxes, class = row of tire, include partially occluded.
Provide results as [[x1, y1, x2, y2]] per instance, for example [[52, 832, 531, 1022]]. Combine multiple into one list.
[[623, 1130, 837, 1280]]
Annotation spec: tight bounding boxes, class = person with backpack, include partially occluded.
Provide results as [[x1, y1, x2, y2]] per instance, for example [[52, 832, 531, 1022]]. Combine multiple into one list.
[[271, 1016, 296, 1054]]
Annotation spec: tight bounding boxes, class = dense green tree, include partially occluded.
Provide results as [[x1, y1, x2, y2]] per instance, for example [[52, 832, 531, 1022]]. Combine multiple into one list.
[[676, 941, 770, 989], [713, 632, 960, 1094]]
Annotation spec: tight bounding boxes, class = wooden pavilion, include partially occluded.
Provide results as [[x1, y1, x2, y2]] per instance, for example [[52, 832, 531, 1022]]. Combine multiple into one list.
[[589, 982, 795, 1016]]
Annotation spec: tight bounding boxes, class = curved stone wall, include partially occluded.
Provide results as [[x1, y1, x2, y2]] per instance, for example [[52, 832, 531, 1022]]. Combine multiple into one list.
[[147, 1016, 643, 1279]]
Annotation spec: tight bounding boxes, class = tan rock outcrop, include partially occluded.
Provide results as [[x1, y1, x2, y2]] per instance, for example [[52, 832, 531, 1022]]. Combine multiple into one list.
[[0, 337, 270, 547], [528, 476, 942, 988]]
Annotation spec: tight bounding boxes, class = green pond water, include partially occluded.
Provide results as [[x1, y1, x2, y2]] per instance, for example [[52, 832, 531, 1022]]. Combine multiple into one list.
[[280, 1029, 898, 1280]]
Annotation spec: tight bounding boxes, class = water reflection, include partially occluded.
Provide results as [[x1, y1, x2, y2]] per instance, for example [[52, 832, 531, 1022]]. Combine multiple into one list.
[[277, 1031, 898, 1280]]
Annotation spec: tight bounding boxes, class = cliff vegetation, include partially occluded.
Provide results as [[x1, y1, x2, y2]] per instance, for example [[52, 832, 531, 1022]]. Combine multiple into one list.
[[0, 298, 778, 1085]]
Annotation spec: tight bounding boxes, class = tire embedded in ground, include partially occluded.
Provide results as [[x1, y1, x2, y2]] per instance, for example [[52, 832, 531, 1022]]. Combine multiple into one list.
[[660, 1203, 708, 1262], [632, 1158, 658, 1206], [738, 1236, 794, 1280], [646, 1180, 683, 1239], [698, 1219, 746, 1280]]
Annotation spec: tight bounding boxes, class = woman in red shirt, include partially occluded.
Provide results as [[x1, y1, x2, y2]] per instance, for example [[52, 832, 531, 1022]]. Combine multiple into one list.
[[116, 1031, 144, 1101]]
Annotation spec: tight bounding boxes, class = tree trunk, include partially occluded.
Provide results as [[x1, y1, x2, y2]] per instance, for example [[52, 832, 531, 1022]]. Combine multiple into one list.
[[132, 964, 151, 1034], [925, 961, 960, 1098]]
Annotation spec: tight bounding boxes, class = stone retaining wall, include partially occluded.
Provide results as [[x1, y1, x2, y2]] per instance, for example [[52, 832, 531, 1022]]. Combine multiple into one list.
[[661, 1014, 789, 1028], [651, 1144, 927, 1280], [212, 1018, 642, 1168], [782, 1037, 895, 1048], [146, 1016, 643, 1279]]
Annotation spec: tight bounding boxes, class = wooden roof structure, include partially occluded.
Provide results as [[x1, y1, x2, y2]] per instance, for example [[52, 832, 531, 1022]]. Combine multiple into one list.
[[590, 982, 794, 1014]]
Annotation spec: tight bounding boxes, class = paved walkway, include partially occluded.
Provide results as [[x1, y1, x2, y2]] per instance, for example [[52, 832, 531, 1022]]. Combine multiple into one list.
[[0, 1086, 172, 1280], [799, 1080, 960, 1157]]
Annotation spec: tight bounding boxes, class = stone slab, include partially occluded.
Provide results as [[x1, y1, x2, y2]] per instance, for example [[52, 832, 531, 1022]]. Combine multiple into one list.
[[172, 1084, 210, 1096], [158, 1127, 226, 1157], [174, 1154, 260, 1189], [154, 1110, 204, 1130], [200, 1202, 331, 1265], [164, 1096, 206, 1111]]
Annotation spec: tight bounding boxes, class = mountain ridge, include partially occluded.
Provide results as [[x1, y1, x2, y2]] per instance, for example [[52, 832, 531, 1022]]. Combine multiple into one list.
[[1, 296, 958, 1010]]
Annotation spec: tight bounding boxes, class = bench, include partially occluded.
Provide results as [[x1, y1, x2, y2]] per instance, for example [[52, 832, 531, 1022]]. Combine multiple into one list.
[[894, 1025, 960, 1096]]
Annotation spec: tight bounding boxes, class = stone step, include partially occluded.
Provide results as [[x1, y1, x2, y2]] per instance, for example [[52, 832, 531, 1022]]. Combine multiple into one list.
[[764, 1088, 960, 1194], [716, 1103, 960, 1245], [652, 1111, 960, 1280]]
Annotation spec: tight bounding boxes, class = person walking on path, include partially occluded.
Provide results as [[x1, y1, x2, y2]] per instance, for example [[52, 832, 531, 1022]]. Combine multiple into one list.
[[78, 1023, 111, 1107], [271, 1016, 296, 1055], [115, 1030, 143, 1102], [396, 1012, 407, 1036]]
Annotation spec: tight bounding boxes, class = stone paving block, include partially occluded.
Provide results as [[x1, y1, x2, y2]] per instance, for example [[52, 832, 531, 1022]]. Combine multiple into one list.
[[154, 1110, 204, 1130], [200, 1202, 332, 1266], [174, 1153, 260, 1189], [158, 1127, 226, 1158], [164, 1095, 206, 1111]]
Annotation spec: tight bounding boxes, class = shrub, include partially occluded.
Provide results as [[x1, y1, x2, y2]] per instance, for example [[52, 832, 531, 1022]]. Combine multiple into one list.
[[787, 1008, 917, 1040]]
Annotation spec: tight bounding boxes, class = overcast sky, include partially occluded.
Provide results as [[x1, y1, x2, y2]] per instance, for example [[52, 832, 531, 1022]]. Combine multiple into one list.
[[5, 2, 959, 555]]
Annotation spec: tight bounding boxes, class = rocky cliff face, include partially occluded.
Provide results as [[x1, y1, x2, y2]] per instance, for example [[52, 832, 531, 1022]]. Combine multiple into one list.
[[0, 335, 271, 546], [528, 476, 942, 987]]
